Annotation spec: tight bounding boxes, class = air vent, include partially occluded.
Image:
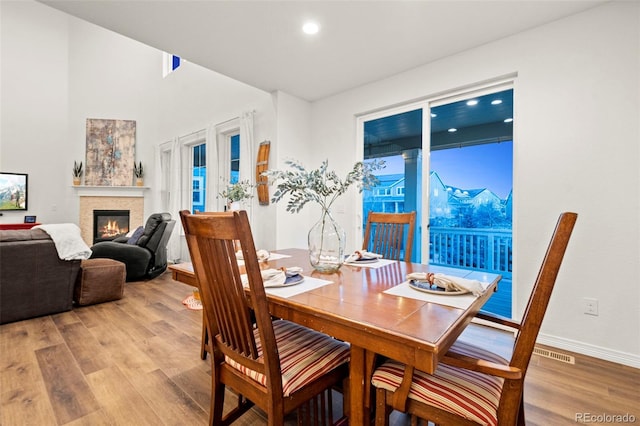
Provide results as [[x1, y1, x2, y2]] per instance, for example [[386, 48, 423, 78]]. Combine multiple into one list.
[[533, 346, 575, 364]]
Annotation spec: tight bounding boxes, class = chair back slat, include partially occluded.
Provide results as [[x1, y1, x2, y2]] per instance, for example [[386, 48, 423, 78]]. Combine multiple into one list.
[[363, 211, 416, 262], [180, 210, 281, 384]]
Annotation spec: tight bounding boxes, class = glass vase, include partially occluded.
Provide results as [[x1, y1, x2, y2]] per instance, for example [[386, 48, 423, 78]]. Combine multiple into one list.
[[308, 209, 345, 273]]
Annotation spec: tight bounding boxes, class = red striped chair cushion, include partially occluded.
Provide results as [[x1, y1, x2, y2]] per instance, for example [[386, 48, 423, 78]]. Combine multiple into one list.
[[371, 341, 509, 426], [226, 319, 350, 397]]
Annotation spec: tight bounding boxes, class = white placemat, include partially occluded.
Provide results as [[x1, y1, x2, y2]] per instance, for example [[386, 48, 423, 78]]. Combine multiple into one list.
[[265, 276, 333, 298], [266, 253, 292, 261], [343, 258, 398, 269], [383, 281, 491, 310], [236, 252, 291, 267]]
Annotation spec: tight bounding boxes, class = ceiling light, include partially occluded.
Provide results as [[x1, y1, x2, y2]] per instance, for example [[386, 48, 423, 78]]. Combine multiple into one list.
[[504, 118, 513, 123], [466, 100, 478, 106], [302, 22, 320, 35], [431, 113, 437, 118], [448, 128, 457, 133], [491, 99, 502, 105]]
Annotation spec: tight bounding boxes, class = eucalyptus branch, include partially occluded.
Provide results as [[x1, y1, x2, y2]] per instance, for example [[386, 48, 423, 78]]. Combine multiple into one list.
[[263, 158, 386, 213]]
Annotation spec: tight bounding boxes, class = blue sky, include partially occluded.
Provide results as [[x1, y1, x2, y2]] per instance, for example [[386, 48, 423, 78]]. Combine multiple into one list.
[[375, 141, 513, 199]]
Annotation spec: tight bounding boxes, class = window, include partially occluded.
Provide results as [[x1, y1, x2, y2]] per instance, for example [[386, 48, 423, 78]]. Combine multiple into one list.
[[230, 134, 240, 183], [162, 52, 182, 78], [191, 143, 206, 213]]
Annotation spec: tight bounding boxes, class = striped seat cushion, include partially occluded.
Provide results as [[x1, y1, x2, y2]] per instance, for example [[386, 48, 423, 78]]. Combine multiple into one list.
[[226, 319, 350, 397], [371, 341, 509, 426]]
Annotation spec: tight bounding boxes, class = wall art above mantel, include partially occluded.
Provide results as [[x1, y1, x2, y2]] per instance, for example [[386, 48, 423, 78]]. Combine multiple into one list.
[[85, 118, 136, 186]]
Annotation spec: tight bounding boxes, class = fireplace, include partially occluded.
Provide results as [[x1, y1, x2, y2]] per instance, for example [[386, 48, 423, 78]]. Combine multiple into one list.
[[93, 210, 130, 244]]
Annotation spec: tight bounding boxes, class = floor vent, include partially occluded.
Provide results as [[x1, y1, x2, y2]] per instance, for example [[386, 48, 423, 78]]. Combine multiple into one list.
[[533, 346, 575, 364]]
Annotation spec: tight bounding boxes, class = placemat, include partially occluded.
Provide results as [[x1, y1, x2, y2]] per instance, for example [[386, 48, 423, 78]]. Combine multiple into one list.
[[265, 276, 333, 298], [383, 281, 490, 310], [343, 258, 397, 269]]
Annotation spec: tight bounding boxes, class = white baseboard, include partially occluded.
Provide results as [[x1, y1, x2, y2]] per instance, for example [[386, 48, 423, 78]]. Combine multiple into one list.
[[537, 333, 640, 369]]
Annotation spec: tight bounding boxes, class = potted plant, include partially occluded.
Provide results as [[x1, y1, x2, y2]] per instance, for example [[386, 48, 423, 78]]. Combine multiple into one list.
[[73, 161, 83, 185], [218, 179, 254, 210], [133, 161, 144, 186], [264, 158, 385, 272]]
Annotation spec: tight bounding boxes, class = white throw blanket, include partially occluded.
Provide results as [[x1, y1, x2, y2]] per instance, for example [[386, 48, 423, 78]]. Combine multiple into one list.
[[33, 223, 92, 260]]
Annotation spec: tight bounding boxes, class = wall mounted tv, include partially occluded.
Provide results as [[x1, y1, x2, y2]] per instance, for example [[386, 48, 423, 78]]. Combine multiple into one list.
[[0, 172, 28, 211]]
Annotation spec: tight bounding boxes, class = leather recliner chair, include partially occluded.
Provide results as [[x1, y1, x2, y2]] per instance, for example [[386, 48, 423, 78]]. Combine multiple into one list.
[[90, 212, 176, 281]]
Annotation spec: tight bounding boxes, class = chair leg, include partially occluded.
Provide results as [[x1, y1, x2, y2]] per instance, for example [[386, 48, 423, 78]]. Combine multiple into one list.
[[200, 320, 209, 360], [375, 388, 390, 426], [209, 377, 225, 425], [517, 393, 526, 426]]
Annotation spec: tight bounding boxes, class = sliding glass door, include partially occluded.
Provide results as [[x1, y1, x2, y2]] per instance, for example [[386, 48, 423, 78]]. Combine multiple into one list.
[[360, 85, 513, 317]]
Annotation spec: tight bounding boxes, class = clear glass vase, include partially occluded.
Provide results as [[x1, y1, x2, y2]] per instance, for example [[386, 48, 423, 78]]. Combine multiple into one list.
[[308, 209, 345, 273]]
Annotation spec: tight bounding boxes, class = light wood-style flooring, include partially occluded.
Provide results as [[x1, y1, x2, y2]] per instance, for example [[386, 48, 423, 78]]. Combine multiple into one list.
[[1, 271, 638, 425]]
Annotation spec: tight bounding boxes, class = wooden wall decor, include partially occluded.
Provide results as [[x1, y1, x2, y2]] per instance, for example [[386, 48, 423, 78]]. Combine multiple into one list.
[[256, 140, 270, 205]]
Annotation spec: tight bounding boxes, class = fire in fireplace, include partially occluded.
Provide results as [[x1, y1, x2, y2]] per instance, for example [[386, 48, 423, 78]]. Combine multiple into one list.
[[93, 210, 130, 244]]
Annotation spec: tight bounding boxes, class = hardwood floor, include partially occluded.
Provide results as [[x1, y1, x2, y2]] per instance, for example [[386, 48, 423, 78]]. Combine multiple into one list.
[[1, 270, 638, 425]]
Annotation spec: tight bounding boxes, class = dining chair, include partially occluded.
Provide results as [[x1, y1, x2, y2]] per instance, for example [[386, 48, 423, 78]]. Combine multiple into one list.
[[179, 210, 350, 426], [371, 211, 578, 426], [363, 211, 416, 262]]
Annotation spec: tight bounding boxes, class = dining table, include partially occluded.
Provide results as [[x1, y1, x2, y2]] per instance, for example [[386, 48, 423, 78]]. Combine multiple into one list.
[[169, 248, 501, 425]]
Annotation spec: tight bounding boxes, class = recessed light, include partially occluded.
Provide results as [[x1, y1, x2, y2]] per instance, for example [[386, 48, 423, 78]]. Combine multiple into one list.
[[302, 22, 320, 35], [504, 118, 513, 123], [466, 100, 478, 106], [491, 99, 502, 105], [448, 128, 457, 133]]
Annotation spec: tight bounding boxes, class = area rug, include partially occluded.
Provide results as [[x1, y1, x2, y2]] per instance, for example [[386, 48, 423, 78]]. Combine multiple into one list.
[[182, 294, 202, 311]]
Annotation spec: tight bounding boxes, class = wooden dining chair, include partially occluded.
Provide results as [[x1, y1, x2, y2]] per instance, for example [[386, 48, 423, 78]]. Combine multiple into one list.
[[363, 211, 416, 262], [371, 212, 578, 426], [179, 210, 350, 426]]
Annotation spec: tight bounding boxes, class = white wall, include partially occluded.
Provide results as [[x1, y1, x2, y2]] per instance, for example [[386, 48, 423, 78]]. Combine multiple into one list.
[[271, 91, 315, 250], [1, 1, 276, 248], [308, 1, 639, 367], [1, 1, 71, 224]]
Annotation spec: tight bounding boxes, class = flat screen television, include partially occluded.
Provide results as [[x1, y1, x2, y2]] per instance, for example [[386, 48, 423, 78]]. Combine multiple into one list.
[[0, 172, 28, 211]]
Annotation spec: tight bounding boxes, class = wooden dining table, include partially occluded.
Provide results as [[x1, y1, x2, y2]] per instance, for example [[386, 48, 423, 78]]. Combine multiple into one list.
[[169, 248, 500, 425]]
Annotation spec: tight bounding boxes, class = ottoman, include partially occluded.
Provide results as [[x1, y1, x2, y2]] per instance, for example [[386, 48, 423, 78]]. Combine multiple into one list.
[[74, 258, 126, 306]]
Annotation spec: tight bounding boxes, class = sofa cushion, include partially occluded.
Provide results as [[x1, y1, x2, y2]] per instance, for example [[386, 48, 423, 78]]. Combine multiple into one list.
[[0, 228, 50, 242]]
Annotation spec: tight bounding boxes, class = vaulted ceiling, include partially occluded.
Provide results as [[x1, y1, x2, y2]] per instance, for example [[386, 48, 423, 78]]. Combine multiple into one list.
[[40, 1, 605, 102]]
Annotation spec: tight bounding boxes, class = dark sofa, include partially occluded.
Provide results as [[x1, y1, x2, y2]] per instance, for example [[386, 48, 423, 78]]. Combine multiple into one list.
[[0, 228, 81, 324]]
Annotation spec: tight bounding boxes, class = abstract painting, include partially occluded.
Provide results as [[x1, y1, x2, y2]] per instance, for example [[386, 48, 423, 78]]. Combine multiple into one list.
[[85, 119, 136, 186]]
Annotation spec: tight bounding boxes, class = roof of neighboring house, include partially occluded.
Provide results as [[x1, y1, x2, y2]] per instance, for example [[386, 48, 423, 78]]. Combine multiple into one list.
[[373, 174, 404, 187]]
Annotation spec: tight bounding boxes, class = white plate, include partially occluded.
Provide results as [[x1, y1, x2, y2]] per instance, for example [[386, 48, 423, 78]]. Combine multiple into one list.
[[264, 274, 305, 288], [408, 280, 468, 295], [345, 256, 379, 264]]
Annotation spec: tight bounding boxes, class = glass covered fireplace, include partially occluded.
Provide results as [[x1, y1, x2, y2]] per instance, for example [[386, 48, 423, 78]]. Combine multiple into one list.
[[93, 209, 130, 244]]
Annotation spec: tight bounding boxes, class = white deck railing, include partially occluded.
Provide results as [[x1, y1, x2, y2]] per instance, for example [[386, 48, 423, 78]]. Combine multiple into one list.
[[429, 227, 512, 278]]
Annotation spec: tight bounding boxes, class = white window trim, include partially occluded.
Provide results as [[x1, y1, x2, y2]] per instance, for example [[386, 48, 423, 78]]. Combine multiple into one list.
[[215, 118, 241, 211], [180, 130, 207, 213]]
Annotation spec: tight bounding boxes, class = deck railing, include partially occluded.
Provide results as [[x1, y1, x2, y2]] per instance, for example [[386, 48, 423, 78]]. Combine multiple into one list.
[[429, 227, 512, 278], [429, 227, 513, 317]]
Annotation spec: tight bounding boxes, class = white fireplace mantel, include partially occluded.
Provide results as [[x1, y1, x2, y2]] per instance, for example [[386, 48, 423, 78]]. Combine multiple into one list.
[[73, 185, 149, 198]]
